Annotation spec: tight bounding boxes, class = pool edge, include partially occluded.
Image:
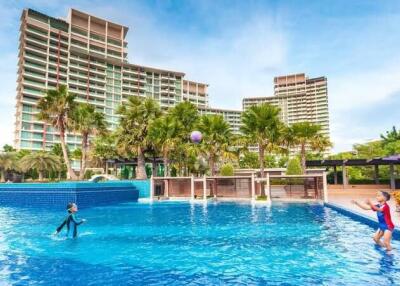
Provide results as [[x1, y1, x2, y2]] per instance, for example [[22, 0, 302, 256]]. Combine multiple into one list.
[[324, 202, 400, 240]]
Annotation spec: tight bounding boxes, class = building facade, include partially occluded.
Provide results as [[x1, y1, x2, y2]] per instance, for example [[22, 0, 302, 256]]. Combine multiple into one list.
[[198, 107, 242, 134], [243, 73, 330, 138], [15, 8, 221, 151]]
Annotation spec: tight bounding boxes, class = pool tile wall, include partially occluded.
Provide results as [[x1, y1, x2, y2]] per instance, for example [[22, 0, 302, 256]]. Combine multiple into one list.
[[0, 181, 142, 209], [121, 180, 150, 198]]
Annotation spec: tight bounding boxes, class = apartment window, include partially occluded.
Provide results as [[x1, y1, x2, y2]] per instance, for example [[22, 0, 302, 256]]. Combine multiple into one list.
[[21, 131, 31, 139], [71, 26, 87, 36], [22, 122, 31, 130], [33, 123, 43, 130], [90, 33, 105, 42], [107, 38, 121, 46], [21, 140, 31, 148], [45, 134, 53, 141], [33, 133, 43, 140], [22, 113, 32, 121], [32, 142, 43, 149]]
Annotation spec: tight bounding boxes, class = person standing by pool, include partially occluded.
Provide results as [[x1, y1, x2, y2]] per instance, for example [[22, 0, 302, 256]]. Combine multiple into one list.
[[352, 191, 394, 251], [54, 203, 86, 238]]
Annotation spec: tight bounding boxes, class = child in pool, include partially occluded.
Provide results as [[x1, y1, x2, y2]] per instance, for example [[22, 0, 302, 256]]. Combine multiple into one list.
[[352, 191, 394, 251], [54, 203, 86, 238]]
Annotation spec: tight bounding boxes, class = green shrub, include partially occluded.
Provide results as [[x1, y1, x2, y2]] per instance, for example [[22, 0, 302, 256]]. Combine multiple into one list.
[[286, 157, 302, 175], [256, 195, 268, 201], [220, 163, 234, 176]]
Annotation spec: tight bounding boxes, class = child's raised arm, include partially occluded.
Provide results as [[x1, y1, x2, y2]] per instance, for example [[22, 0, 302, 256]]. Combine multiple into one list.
[[351, 200, 371, 210], [366, 199, 383, 212]]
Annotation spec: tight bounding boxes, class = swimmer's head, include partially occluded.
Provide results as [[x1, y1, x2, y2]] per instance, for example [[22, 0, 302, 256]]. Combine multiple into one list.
[[376, 191, 390, 203], [67, 202, 78, 213]]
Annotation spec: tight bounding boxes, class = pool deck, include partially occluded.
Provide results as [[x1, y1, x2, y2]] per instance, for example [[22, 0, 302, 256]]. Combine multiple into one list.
[[327, 186, 400, 227]]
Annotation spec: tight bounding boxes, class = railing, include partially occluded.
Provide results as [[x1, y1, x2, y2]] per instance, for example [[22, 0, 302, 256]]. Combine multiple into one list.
[[151, 173, 328, 203]]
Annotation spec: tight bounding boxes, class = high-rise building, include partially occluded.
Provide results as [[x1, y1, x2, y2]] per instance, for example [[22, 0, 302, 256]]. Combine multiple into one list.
[[15, 8, 222, 152], [243, 73, 330, 138], [198, 107, 242, 134]]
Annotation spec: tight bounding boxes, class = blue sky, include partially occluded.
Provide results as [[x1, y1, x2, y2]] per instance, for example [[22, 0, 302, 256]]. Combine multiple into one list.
[[0, 0, 399, 152]]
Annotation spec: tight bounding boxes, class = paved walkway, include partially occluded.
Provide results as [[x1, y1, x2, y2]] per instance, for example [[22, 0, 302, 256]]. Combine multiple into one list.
[[328, 188, 400, 227]]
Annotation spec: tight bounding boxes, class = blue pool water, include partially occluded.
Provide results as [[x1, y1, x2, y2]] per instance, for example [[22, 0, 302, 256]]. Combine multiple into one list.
[[0, 202, 399, 285]]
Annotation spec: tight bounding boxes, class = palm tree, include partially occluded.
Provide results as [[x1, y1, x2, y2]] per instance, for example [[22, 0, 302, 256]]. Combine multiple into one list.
[[241, 104, 283, 196], [197, 115, 232, 176], [36, 85, 77, 180], [116, 96, 161, 179], [90, 133, 117, 173], [20, 151, 61, 181], [288, 122, 332, 173], [169, 102, 200, 175], [70, 103, 107, 180], [0, 152, 16, 182], [148, 114, 180, 177]]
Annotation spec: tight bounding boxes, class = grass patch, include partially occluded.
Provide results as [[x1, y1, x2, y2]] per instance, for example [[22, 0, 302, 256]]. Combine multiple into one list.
[[256, 195, 268, 201]]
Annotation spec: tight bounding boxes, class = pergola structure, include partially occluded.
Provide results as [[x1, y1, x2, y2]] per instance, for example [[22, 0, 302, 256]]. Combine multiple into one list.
[[306, 155, 400, 190]]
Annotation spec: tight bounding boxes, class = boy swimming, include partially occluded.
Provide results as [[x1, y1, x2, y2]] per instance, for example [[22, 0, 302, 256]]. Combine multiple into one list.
[[54, 203, 86, 238], [352, 191, 394, 251]]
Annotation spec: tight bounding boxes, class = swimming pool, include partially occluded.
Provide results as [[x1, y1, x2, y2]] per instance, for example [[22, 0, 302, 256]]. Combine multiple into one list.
[[0, 202, 399, 285]]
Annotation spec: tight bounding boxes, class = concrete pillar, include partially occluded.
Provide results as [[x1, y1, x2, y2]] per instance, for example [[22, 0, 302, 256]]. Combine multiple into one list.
[[150, 175, 154, 201], [333, 165, 338, 185], [165, 179, 169, 198], [251, 173, 256, 200], [342, 164, 348, 188], [203, 175, 207, 201], [323, 172, 328, 203], [266, 173, 271, 204], [190, 175, 195, 200], [373, 165, 379, 184], [390, 164, 395, 190]]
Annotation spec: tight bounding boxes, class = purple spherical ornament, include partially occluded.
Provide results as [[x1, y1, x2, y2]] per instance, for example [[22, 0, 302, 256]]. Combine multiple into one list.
[[190, 131, 202, 143]]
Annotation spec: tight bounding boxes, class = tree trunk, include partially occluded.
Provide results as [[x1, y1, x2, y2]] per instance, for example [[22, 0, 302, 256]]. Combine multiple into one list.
[[209, 155, 215, 176], [300, 143, 306, 174], [59, 128, 77, 180], [38, 170, 44, 181], [163, 151, 169, 177], [79, 134, 88, 180], [136, 147, 147, 179], [0, 170, 5, 182], [259, 145, 266, 197]]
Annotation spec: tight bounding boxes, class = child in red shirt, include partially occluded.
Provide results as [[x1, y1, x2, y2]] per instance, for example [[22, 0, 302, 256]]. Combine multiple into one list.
[[352, 191, 394, 251]]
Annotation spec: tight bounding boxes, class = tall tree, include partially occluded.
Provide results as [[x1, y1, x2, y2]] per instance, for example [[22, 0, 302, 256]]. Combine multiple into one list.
[[70, 103, 107, 180], [380, 126, 400, 155], [0, 152, 16, 182], [241, 104, 283, 196], [288, 122, 332, 173], [36, 85, 77, 180], [169, 102, 200, 175], [90, 133, 117, 172], [2, 144, 16, 153], [116, 97, 161, 179], [20, 151, 61, 181], [148, 114, 180, 177], [197, 115, 232, 176]]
